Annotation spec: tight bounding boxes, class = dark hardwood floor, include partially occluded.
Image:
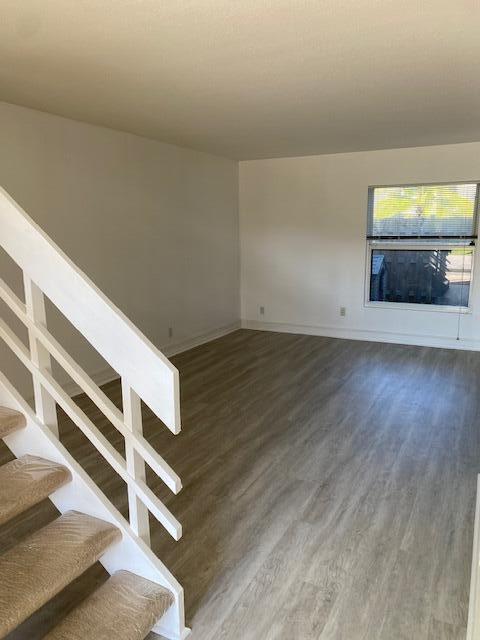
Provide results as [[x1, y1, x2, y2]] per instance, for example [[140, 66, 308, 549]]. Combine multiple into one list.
[[1, 329, 479, 639]]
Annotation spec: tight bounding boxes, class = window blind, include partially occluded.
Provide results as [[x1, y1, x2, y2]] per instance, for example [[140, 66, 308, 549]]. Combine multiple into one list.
[[367, 183, 479, 239]]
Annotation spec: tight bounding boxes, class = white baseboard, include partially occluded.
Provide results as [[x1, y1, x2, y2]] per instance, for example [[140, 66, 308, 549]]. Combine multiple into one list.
[[160, 321, 241, 358], [467, 475, 480, 640], [242, 319, 480, 352], [65, 321, 241, 397]]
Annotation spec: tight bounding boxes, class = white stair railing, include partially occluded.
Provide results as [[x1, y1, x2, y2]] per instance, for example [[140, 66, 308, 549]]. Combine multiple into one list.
[[0, 186, 189, 639]]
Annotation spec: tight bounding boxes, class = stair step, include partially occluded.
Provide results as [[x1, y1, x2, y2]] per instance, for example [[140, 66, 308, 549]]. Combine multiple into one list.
[[0, 406, 26, 438], [43, 570, 174, 640], [0, 455, 72, 526], [0, 510, 121, 637]]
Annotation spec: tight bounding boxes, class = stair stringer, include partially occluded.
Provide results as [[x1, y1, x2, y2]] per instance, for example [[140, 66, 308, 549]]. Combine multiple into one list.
[[0, 371, 190, 640]]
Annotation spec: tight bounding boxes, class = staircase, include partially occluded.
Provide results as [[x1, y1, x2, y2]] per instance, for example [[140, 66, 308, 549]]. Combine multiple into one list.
[[0, 408, 173, 638], [0, 187, 189, 640]]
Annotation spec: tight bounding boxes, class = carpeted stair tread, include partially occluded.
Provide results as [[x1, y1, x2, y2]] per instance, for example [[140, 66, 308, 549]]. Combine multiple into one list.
[[0, 510, 121, 637], [0, 406, 26, 438], [43, 570, 174, 640], [0, 455, 71, 526]]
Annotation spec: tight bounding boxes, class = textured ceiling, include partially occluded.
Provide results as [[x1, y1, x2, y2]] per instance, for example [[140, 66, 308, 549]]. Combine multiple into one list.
[[0, 1, 479, 159]]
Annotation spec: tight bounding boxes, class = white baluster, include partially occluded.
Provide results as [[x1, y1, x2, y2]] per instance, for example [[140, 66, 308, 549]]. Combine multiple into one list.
[[122, 379, 151, 545], [23, 274, 59, 437]]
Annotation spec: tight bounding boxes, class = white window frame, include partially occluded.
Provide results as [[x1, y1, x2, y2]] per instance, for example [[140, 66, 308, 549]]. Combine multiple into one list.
[[364, 243, 475, 314], [364, 181, 479, 313]]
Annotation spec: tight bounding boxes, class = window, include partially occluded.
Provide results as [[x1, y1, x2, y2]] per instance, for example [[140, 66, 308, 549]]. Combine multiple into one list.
[[366, 183, 478, 310]]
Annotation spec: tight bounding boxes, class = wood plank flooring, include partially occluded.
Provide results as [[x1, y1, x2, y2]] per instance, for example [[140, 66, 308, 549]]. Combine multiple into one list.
[[1, 329, 479, 639]]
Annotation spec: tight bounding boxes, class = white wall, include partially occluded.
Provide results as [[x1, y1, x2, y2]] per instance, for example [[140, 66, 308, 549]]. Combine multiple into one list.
[[239, 142, 480, 349], [0, 101, 239, 396]]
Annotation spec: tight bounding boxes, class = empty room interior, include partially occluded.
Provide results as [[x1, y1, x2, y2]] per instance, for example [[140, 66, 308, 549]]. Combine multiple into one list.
[[1, 2, 480, 639]]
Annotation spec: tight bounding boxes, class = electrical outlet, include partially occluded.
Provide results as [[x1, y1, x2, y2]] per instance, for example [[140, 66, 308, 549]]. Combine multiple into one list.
[[259, 306, 265, 316], [340, 306, 346, 317], [168, 327, 173, 338]]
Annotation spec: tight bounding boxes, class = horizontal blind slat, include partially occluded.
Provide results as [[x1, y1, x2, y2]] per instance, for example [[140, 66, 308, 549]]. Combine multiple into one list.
[[367, 183, 479, 238]]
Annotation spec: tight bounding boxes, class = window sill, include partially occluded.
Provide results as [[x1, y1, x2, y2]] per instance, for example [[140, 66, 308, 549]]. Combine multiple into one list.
[[364, 301, 472, 314]]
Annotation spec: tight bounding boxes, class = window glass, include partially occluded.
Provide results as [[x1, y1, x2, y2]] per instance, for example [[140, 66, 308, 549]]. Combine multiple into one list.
[[369, 247, 472, 307]]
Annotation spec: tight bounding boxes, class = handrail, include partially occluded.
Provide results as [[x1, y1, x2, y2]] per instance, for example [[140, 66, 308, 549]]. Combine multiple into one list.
[[0, 187, 180, 433]]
